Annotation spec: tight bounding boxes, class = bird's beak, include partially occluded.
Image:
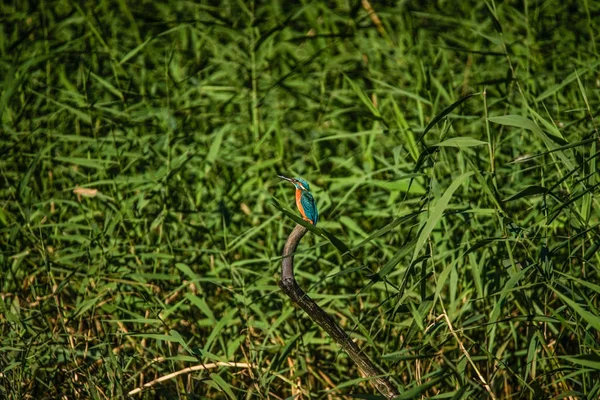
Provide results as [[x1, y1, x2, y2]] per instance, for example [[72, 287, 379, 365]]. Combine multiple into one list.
[[277, 174, 294, 183]]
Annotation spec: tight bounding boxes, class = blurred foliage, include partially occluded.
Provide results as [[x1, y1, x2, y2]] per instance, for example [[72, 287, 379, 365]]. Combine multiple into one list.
[[1, 0, 600, 398]]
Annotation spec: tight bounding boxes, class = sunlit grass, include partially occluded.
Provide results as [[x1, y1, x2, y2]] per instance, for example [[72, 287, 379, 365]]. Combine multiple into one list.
[[1, 1, 600, 398]]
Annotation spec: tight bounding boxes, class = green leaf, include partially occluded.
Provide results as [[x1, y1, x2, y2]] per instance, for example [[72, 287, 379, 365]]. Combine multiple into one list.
[[412, 171, 473, 261], [371, 176, 426, 193], [391, 97, 419, 161], [321, 228, 350, 255], [485, 1, 503, 33], [503, 186, 548, 202], [550, 286, 600, 331], [488, 115, 574, 170], [339, 215, 367, 237], [378, 238, 417, 278], [556, 271, 600, 295], [344, 74, 381, 119], [72, 296, 102, 318], [36, 93, 92, 125], [535, 59, 600, 101], [55, 156, 117, 169], [395, 374, 445, 399], [120, 37, 152, 64], [418, 93, 477, 143], [207, 126, 227, 164], [19, 144, 54, 199], [351, 212, 421, 251], [434, 137, 487, 147], [176, 263, 198, 281], [434, 259, 457, 305], [90, 71, 124, 101], [185, 293, 216, 322], [203, 309, 237, 352], [131, 333, 184, 342], [563, 354, 600, 370], [169, 329, 196, 357], [509, 138, 596, 164], [209, 373, 237, 400]]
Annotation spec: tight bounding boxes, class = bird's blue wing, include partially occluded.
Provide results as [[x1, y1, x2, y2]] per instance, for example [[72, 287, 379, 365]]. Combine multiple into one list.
[[301, 192, 318, 225]]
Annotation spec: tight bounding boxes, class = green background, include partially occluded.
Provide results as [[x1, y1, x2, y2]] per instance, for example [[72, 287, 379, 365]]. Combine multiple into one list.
[[2, 1, 600, 398]]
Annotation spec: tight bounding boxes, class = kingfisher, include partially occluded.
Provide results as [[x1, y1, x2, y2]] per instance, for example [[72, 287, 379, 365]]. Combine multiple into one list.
[[278, 175, 319, 226]]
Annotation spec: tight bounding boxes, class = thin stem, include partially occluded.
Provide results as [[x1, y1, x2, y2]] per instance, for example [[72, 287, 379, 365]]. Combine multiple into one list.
[[280, 224, 399, 398]]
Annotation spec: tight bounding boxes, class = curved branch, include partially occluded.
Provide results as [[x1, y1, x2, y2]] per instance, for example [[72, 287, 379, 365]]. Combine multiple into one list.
[[280, 224, 399, 398]]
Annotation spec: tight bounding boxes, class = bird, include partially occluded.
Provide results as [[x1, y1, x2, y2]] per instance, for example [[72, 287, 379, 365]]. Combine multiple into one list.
[[277, 175, 398, 398], [278, 175, 319, 226]]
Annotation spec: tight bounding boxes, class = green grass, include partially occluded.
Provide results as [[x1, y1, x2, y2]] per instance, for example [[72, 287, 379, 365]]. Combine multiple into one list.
[[2, 0, 600, 398]]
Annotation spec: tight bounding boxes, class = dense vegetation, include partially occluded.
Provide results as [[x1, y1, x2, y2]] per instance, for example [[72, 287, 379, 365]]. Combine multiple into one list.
[[2, 1, 600, 398]]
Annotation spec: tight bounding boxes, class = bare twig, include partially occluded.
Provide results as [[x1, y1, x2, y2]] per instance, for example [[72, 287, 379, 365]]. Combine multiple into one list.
[[128, 361, 294, 396], [280, 224, 399, 398], [440, 309, 497, 399]]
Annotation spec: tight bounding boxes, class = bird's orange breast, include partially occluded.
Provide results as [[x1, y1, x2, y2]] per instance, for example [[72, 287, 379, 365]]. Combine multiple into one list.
[[295, 189, 307, 219]]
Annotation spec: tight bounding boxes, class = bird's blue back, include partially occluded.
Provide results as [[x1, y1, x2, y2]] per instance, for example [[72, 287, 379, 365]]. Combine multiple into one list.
[[300, 190, 318, 226]]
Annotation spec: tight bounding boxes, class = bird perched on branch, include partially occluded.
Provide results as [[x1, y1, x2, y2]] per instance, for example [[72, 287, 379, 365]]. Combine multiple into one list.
[[277, 175, 398, 397], [278, 175, 319, 226]]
